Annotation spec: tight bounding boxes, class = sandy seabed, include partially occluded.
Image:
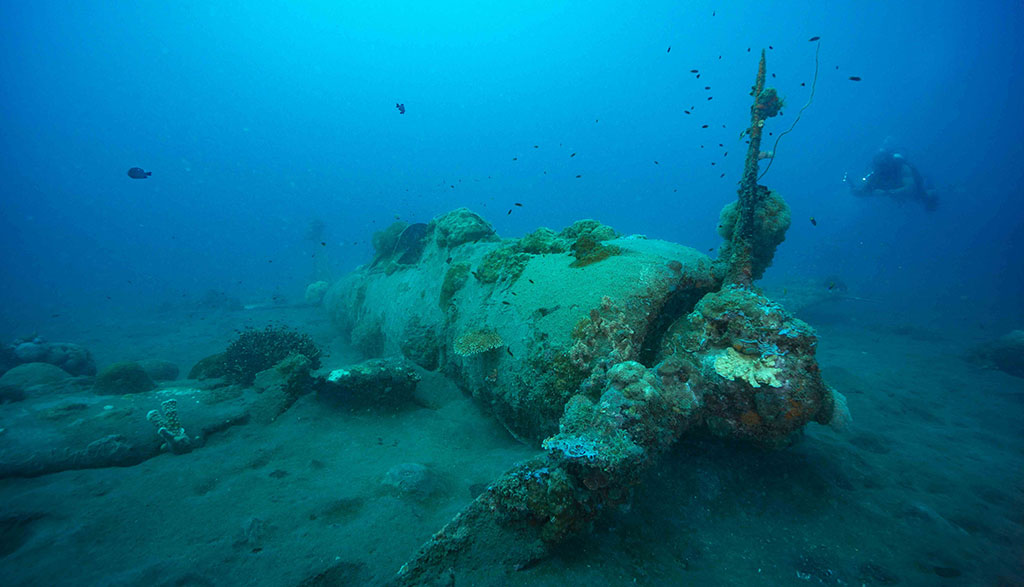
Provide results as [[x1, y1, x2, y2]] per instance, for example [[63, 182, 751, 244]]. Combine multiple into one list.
[[1, 302, 1021, 586]]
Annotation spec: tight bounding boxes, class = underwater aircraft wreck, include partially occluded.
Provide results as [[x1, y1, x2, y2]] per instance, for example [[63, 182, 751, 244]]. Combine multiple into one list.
[[323, 51, 850, 584]]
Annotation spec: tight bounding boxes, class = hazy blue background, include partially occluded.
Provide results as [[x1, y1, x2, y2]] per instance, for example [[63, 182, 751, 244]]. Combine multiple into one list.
[[2, 1, 1021, 336]]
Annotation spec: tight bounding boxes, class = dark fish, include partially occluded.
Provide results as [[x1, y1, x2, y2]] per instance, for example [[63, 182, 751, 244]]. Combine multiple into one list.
[[570, 152, 576, 157], [446, 256, 453, 263], [801, 82, 806, 86], [507, 347, 514, 357], [528, 279, 535, 284], [320, 241, 326, 246], [512, 157, 518, 160], [510, 291, 517, 295], [809, 217, 817, 226], [533, 145, 539, 148], [720, 173, 725, 178], [396, 103, 405, 114], [690, 69, 698, 73], [684, 110, 691, 114], [704, 86, 711, 90], [848, 76, 862, 81], [126, 167, 151, 179], [507, 209, 512, 215], [696, 74, 700, 78], [575, 174, 582, 178], [769, 45, 774, 50], [707, 96, 712, 100], [808, 36, 820, 42], [654, 161, 659, 164], [514, 202, 523, 207], [667, 46, 671, 53], [501, 301, 511, 305], [472, 271, 481, 279], [701, 124, 708, 128]]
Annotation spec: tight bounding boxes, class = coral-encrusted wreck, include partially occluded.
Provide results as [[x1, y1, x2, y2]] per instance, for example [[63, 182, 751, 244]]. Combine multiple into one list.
[[323, 51, 849, 584]]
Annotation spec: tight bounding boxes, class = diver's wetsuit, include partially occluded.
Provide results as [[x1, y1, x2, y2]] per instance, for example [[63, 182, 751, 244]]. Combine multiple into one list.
[[849, 150, 938, 211]]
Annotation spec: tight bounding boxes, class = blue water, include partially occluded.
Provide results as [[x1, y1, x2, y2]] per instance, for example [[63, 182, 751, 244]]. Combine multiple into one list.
[[1, 2, 1022, 585], [2, 2, 1021, 330]]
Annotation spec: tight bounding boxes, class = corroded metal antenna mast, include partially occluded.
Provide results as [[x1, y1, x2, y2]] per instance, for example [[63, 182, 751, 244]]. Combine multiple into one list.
[[725, 49, 781, 287]]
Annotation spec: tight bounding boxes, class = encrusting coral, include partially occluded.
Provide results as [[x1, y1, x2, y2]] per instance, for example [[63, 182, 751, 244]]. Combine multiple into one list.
[[713, 347, 782, 388], [453, 328, 504, 357]]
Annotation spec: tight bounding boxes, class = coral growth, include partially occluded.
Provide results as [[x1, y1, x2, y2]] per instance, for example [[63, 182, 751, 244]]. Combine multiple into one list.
[[570, 296, 636, 369], [454, 328, 504, 357], [146, 399, 193, 454], [439, 262, 471, 307], [716, 189, 791, 280], [93, 362, 156, 395], [569, 235, 621, 268], [713, 347, 782, 388], [223, 326, 321, 385], [476, 247, 530, 284]]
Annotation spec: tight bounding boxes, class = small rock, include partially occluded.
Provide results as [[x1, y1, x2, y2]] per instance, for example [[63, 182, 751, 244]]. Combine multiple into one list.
[[137, 359, 180, 381], [93, 362, 156, 395], [0, 362, 71, 391], [383, 463, 436, 500]]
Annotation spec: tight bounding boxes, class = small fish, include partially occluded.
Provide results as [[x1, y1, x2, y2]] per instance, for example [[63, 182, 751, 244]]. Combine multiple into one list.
[[533, 145, 539, 148], [320, 241, 326, 246], [769, 45, 774, 50], [512, 157, 518, 160], [510, 291, 517, 295], [502, 301, 511, 305], [514, 202, 523, 207], [126, 167, 151, 179], [575, 174, 581, 178], [507, 209, 512, 215], [720, 173, 725, 178], [827, 281, 837, 290], [707, 96, 713, 100], [808, 36, 820, 42], [690, 69, 698, 73], [801, 82, 806, 86], [507, 347, 514, 357], [446, 256, 453, 263], [667, 46, 671, 53], [683, 110, 690, 114], [528, 279, 535, 284], [711, 162, 716, 166], [704, 86, 711, 90], [570, 152, 576, 157], [654, 160, 659, 164], [396, 103, 405, 114], [472, 271, 481, 279], [848, 76, 862, 81], [696, 74, 700, 79], [747, 47, 751, 52], [701, 124, 708, 128], [809, 217, 817, 226], [708, 248, 714, 252]]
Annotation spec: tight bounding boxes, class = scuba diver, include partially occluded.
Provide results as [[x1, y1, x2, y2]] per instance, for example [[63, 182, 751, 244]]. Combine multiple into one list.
[[844, 147, 939, 211]]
